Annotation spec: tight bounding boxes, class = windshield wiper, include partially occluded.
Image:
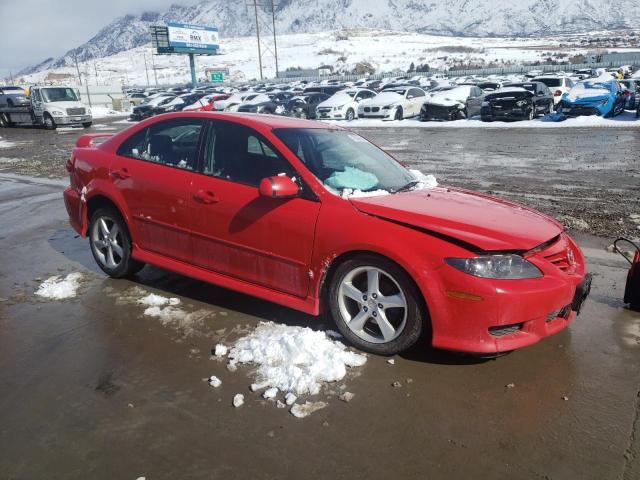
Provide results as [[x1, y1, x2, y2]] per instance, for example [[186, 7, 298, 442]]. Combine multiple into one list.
[[393, 180, 421, 193]]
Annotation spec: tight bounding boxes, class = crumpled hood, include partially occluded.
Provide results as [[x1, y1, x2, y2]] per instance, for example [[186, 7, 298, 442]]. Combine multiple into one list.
[[319, 93, 356, 108], [349, 187, 562, 252]]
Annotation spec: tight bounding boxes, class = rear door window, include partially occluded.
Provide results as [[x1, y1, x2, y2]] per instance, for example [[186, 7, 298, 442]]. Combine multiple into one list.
[[117, 118, 205, 170]]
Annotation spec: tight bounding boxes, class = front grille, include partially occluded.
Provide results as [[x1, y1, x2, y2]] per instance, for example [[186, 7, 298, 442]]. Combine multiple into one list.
[[545, 251, 572, 271], [372, 107, 380, 112], [66, 107, 86, 115], [317, 107, 331, 113], [364, 107, 371, 112], [489, 323, 524, 337], [566, 106, 600, 117]]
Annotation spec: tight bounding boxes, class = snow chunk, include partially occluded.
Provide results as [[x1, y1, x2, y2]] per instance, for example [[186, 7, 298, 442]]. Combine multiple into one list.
[[387, 359, 395, 365], [208, 376, 222, 388], [214, 344, 228, 357], [325, 166, 378, 191], [35, 273, 82, 300], [232, 394, 245, 407], [290, 401, 328, 418], [263, 387, 278, 399], [227, 321, 367, 396], [284, 392, 297, 406], [137, 293, 180, 307], [409, 169, 438, 189], [341, 188, 390, 198]]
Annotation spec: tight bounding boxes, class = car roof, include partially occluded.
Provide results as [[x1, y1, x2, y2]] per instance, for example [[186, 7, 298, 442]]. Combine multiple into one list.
[[153, 111, 340, 130]]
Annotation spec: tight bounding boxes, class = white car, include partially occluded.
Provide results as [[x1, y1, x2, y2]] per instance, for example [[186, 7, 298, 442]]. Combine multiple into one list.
[[316, 89, 377, 120], [532, 76, 575, 104], [358, 87, 427, 120], [214, 93, 256, 111]]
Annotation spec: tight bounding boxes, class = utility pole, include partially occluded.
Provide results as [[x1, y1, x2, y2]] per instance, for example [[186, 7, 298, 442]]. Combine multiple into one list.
[[246, 1, 280, 80], [252, 1, 263, 79], [150, 51, 158, 86], [270, 0, 279, 77], [143, 51, 150, 87], [93, 59, 99, 85], [73, 53, 82, 86]]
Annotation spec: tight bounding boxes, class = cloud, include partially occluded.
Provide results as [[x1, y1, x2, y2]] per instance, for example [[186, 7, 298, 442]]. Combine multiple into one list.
[[0, 0, 201, 79]]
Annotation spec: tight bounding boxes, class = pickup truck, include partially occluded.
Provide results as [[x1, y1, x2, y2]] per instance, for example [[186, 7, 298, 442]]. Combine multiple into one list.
[[0, 85, 92, 129]]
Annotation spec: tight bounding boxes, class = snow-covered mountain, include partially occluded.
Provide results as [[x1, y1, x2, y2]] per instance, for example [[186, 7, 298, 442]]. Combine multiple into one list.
[[21, 0, 640, 74]]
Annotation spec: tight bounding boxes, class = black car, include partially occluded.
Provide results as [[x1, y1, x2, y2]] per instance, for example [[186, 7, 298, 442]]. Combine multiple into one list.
[[419, 85, 485, 121], [237, 92, 296, 114], [283, 93, 330, 119], [481, 82, 553, 122]]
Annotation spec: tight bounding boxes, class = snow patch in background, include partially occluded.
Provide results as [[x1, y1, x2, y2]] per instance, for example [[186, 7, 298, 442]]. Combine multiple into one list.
[[227, 321, 367, 396], [0, 137, 18, 149], [91, 106, 131, 119], [35, 273, 83, 300]]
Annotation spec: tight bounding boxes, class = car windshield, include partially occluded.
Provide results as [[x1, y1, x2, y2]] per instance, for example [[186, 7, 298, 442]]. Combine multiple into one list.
[[515, 84, 536, 93], [274, 128, 415, 194], [536, 78, 562, 87], [41, 88, 78, 102]]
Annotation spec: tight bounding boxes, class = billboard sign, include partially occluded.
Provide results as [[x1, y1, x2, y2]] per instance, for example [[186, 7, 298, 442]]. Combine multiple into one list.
[[167, 22, 219, 52], [210, 71, 224, 83]]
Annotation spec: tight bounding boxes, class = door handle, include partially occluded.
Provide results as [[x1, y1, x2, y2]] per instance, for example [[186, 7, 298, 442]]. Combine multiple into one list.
[[193, 189, 219, 204], [110, 168, 130, 180]]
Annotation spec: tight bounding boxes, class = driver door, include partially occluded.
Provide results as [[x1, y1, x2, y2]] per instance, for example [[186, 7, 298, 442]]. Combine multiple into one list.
[[31, 88, 44, 121], [189, 119, 321, 298]]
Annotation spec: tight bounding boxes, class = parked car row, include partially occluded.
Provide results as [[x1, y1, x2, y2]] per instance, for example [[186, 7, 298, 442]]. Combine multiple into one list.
[[125, 66, 640, 124]]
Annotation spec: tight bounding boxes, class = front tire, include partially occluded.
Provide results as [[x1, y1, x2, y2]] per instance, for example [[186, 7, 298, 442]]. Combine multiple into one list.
[[43, 113, 56, 130], [328, 254, 426, 355], [89, 207, 144, 278], [394, 107, 403, 121], [346, 108, 355, 121], [82, 122, 92, 128]]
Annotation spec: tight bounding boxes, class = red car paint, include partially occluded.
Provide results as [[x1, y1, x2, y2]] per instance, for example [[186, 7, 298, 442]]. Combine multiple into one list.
[[63, 112, 588, 354]]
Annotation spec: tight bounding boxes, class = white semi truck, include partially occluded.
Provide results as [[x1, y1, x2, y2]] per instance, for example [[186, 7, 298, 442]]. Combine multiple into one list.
[[0, 85, 92, 129]]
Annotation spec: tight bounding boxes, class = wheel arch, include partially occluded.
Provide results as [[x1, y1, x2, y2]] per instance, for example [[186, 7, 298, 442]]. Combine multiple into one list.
[[85, 193, 134, 241], [318, 249, 431, 327]]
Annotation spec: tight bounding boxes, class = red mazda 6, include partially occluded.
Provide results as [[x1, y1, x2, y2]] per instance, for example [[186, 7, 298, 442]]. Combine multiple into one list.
[[63, 112, 591, 355]]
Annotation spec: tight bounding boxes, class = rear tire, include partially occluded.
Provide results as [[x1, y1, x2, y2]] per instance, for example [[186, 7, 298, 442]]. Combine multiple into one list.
[[89, 207, 144, 278], [327, 254, 426, 355]]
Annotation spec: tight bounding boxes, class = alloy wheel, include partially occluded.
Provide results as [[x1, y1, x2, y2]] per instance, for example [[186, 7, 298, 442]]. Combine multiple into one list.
[[337, 266, 408, 344], [91, 216, 124, 269]]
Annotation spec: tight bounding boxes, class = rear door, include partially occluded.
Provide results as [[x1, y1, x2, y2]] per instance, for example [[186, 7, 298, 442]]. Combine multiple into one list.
[[406, 88, 426, 116], [111, 117, 205, 262], [189, 119, 321, 298]]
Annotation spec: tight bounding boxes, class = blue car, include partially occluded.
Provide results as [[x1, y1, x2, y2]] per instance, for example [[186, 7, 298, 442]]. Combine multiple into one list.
[[558, 79, 626, 118]]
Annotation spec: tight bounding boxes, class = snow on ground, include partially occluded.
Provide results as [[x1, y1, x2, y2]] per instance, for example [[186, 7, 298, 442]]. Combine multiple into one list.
[[35, 273, 83, 300], [0, 137, 18, 149], [325, 111, 640, 129], [18, 29, 625, 86], [91, 106, 130, 119], [225, 321, 366, 404]]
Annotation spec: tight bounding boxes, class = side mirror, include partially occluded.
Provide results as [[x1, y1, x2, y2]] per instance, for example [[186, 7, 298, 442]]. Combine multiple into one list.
[[259, 175, 299, 199]]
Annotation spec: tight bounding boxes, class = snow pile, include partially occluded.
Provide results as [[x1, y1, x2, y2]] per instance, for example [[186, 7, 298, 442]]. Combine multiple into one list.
[[409, 169, 438, 189], [290, 401, 328, 418], [227, 322, 367, 396], [91, 106, 130, 119], [138, 293, 180, 307], [341, 188, 390, 198], [35, 273, 83, 300]]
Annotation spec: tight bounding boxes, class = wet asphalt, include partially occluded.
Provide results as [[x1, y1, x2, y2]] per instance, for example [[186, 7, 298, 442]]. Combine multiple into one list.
[[0, 119, 640, 479]]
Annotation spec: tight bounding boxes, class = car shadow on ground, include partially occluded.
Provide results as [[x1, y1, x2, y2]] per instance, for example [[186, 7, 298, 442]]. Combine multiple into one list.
[[49, 227, 493, 366]]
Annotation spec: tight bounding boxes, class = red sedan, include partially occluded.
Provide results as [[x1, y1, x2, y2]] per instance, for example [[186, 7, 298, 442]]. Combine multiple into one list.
[[63, 112, 591, 355]]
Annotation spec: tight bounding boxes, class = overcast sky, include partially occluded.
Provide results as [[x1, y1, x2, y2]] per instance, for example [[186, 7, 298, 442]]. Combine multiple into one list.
[[0, 0, 200, 80]]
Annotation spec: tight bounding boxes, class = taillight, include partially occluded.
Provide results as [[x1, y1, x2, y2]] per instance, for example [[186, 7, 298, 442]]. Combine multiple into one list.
[[554, 90, 562, 96]]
